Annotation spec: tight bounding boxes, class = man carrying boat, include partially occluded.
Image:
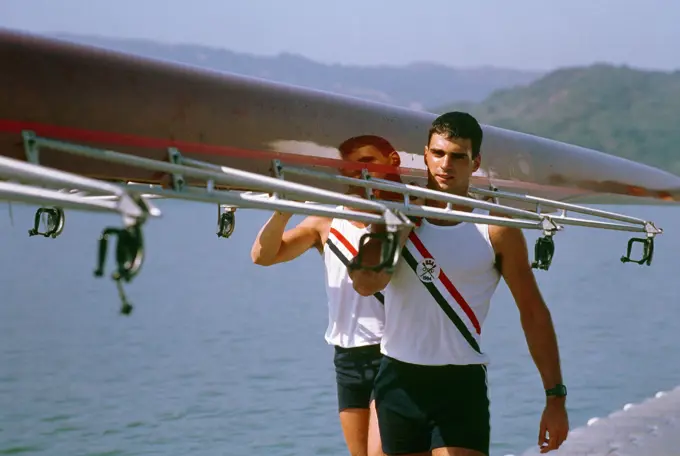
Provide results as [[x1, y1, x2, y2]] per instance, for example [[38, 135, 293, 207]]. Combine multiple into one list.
[[349, 112, 569, 456], [250, 135, 406, 456]]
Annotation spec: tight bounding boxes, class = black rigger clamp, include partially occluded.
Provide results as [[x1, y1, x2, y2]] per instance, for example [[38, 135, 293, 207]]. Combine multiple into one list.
[[532, 217, 561, 271], [348, 210, 411, 274], [620, 221, 660, 266], [217, 205, 236, 238], [28, 207, 65, 238], [93, 223, 145, 315]]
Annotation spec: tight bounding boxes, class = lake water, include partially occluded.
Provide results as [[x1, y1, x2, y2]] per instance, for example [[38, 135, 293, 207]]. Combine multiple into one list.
[[2, 200, 680, 456]]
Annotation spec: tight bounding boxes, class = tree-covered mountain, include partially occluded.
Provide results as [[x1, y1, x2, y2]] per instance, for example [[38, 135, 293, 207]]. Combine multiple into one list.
[[50, 33, 541, 110], [431, 64, 680, 175]]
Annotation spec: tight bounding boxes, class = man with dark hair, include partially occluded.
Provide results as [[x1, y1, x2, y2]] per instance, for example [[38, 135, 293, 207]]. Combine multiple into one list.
[[349, 112, 569, 456], [251, 134, 404, 456]]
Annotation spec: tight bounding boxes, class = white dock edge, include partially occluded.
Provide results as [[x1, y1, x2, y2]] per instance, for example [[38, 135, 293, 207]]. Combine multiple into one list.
[[516, 385, 680, 456]]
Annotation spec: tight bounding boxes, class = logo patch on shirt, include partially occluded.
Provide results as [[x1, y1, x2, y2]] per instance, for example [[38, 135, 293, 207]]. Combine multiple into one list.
[[416, 258, 440, 283]]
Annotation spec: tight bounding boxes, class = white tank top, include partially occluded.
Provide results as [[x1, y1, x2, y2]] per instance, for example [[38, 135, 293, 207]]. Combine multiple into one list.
[[322, 217, 385, 348], [382, 210, 501, 365]]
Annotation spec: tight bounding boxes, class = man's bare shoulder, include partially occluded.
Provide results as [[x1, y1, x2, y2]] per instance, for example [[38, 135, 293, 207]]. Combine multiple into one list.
[[488, 223, 527, 255], [296, 215, 332, 239], [294, 214, 330, 226]]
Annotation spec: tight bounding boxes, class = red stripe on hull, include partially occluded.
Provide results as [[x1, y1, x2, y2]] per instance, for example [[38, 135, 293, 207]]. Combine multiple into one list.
[[0, 119, 428, 190]]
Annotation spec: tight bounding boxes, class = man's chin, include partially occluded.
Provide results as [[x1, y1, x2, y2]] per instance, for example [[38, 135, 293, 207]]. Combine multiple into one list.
[[432, 182, 452, 192], [432, 183, 465, 196]]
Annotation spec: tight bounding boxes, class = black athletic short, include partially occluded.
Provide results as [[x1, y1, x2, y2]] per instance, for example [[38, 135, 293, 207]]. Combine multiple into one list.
[[333, 343, 383, 412], [374, 355, 490, 455]]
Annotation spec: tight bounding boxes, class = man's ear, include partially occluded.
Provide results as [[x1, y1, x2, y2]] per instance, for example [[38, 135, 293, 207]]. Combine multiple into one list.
[[472, 154, 481, 173], [389, 151, 401, 167]]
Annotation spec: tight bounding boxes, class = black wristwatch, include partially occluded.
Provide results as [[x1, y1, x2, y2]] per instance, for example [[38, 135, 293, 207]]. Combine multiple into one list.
[[546, 384, 567, 398]]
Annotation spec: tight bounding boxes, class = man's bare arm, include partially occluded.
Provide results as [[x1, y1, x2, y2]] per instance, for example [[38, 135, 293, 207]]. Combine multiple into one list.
[[491, 226, 564, 393], [250, 212, 329, 266], [492, 225, 569, 451]]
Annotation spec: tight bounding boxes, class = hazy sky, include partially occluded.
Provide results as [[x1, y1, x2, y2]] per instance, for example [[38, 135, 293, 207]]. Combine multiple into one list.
[[2, 0, 678, 71]]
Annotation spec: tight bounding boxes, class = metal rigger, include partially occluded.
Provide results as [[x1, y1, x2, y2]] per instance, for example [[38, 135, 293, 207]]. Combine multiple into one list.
[[0, 131, 663, 316]]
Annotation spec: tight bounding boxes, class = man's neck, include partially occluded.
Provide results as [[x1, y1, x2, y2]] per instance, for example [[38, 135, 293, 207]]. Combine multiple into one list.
[[424, 187, 474, 226], [344, 189, 370, 228]]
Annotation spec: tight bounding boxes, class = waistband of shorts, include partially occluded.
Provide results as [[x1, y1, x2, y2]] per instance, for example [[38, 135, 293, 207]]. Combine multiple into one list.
[[383, 354, 486, 371], [334, 343, 382, 354]]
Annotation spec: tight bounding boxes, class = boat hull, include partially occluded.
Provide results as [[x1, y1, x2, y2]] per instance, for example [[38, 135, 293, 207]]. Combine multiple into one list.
[[1, 28, 679, 207]]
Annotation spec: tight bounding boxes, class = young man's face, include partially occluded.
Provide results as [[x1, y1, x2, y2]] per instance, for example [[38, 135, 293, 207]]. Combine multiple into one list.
[[424, 133, 480, 195], [341, 144, 403, 200], [341, 145, 400, 180]]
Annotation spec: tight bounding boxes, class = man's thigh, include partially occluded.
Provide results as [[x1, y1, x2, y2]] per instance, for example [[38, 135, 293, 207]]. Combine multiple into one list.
[[339, 408, 371, 456]]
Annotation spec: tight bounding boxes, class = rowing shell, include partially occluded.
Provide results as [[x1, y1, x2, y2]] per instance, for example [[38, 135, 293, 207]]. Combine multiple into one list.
[[1, 27, 680, 209]]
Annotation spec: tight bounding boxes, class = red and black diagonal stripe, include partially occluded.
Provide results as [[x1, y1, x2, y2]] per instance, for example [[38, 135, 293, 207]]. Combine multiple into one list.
[[401, 231, 481, 353], [326, 227, 384, 305]]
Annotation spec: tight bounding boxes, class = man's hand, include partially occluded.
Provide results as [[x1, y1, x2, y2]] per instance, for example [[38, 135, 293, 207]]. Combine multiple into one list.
[[348, 218, 412, 296], [538, 398, 569, 453]]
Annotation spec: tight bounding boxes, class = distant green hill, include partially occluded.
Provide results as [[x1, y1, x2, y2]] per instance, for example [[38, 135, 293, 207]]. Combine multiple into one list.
[[52, 33, 541, 111], [431, 64, 680, 175]]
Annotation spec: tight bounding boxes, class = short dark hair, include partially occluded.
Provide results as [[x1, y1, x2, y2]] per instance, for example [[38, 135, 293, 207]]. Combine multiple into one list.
[[338, 135, 397, 159], [427, 111, 483, 158]]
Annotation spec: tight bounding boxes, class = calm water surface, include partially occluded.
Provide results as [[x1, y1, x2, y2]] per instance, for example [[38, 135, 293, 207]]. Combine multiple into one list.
[[2, 200, 680, 455]]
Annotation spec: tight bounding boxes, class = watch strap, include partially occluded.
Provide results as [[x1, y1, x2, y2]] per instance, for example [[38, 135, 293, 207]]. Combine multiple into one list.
[[546, 384, 567, 397]]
